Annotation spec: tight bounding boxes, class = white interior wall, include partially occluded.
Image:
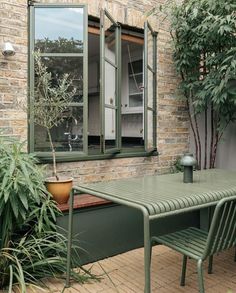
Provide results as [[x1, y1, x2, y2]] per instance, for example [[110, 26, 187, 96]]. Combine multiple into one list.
[[121, 46, 143, 137], [216, 122, 236, 170], [104, 42, 116, 140]]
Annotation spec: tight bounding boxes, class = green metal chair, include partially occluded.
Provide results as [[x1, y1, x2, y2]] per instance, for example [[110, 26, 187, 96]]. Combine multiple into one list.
[[151, 195, 236, 293]]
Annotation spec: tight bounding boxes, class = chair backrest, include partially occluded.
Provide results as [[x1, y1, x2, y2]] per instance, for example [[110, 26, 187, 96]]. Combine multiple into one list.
[[202, 195, 236, 260]]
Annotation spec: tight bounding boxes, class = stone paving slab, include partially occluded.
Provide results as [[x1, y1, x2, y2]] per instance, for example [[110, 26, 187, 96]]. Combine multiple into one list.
[[2, 245, 236, 292]]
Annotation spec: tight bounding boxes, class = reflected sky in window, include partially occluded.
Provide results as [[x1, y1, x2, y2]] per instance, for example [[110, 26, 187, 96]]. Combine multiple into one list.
[[35, 8, 83, 43]]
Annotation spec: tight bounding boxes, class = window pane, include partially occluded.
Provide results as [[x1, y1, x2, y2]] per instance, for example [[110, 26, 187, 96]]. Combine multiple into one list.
[[128, 59, 143, 108], [34, 106, 83, 152], [104, 15, 116, 61], [147, 110, 154, 149], [88, 33, 100, 153], [35, 7, 84, 53], [105, 32, 116, 64], [147, 29, 153, 69], [122, 113, 144, 148], [105, 107, 116, 149], [39, 57, 83, 103], [144, 22, 156, 151], [129, 73, 143, 95], [128, 59, 143, 74], [129, 94, 143, 107], [148, 69, 153, 109], [121, 39, 144, 148], [88, 94, 100, 152], [105, 61, 116, 105]]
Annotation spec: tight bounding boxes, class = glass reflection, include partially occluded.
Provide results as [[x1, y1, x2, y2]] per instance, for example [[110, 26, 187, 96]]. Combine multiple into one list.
[[35, 8, 84, 53], [34, 106, 83, 152], [37, 57, 83, 103]]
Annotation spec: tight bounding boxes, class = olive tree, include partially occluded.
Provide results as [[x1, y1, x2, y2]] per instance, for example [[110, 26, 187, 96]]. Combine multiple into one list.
[[33, 53, 75, 179]]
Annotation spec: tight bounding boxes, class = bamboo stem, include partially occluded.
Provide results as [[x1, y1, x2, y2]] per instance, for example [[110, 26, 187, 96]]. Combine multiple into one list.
[[209, 104, 214, 168], [190, 96, 201, 170], [186, 98, 199, 166], [180, 70, 200, 167], [204, 105, 208, 169]]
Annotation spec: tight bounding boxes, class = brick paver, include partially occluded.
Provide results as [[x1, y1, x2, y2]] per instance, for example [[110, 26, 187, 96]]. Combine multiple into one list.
[[4, 245, 236, 292]]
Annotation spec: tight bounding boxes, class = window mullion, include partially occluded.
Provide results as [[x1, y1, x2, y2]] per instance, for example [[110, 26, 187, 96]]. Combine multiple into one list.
[[144, 21, 157, 153], [153, 32, 157, 150], [100, 9, 121, 154], [116, 25, 121, 150], [144, 21, 148, 150], [39, 53, 84, 57]]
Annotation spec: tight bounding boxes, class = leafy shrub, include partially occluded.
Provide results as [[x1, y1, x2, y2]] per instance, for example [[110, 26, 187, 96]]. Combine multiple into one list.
[[170, 156, 184, 173], [0, 138, 95, 291], [169, 0, 236, 169]]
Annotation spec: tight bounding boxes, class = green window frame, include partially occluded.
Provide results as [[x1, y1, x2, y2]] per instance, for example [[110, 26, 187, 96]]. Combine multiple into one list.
[[144, 21, 157, 152], [100, 9, 121, 154], [29, 5, 158, 162], [29, 3, 88, 158]]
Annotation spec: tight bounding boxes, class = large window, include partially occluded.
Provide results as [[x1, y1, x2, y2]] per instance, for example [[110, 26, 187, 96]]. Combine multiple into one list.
[[29, 4, 157, 161]]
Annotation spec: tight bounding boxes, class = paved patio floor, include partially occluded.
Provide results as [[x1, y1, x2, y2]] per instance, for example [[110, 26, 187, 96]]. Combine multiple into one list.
[[15, 245, 236, 292]]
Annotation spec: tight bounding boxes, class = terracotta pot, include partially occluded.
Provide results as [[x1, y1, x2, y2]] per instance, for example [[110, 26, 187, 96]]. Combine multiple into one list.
[[45, 177, 73, 204]]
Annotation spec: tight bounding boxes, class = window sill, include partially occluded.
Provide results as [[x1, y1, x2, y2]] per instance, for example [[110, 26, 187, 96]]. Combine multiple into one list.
[[58, 194, 112, 212], [35, 149, 158, 163]]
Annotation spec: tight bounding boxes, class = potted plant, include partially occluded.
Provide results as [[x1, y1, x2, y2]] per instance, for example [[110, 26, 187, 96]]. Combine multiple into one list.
[[33, 53, 76, 204], [0, 137, 95, 291]]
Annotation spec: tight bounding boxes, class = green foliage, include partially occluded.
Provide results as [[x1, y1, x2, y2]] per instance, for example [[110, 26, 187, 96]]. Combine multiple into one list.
[[35, 37, 83, 54], [168, 0, 236, 168], [0, 138, 57, 249], [34, 52, 75, 131], [171, 0, 236, 124], [171, 156, 184, 173], [33, 52, 76, 178], [0, 138, 95, 291]]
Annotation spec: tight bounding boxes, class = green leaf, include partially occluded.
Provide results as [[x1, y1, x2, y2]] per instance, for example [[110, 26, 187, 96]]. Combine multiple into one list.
[[18, 193, 29, 211], [9, 194, 19, 219]]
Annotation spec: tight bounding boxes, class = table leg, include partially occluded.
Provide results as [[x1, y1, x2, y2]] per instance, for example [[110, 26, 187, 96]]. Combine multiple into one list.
[[144, 213, 151, 293], [66, 189, 74, 288]]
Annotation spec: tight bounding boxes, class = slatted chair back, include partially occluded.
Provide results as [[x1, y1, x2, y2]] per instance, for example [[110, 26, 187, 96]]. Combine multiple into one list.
[[202, 195, 236, 260]]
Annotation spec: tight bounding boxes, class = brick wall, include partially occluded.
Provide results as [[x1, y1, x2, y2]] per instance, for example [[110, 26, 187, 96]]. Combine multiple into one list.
[[0, 0, 28, 140], [0, 0, 189, 184]]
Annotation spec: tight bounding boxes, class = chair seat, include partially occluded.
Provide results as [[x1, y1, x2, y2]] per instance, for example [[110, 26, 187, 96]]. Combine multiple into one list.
[[152, 227, 208, 260]]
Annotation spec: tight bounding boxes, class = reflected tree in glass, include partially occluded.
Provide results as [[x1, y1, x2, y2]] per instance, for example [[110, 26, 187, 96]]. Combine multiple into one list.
[[33, 52, 75, 180], [35, 37, 83, 54]]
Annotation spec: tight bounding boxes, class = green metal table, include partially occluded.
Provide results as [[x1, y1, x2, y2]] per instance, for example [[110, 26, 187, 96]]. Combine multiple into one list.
[[66, 169, 236, 292]]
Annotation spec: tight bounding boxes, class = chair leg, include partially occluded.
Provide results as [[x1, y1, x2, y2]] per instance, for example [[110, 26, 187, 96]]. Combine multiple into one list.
[[180, 255, 188, 286], [150, 238, 157, 267], [197, 259, 205, 293], [208, 255, 213, 274], [234, 247, 236, 262]]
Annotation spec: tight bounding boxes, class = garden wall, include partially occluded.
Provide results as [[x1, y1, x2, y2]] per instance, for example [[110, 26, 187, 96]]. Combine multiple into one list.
[[0, 0, 189, 184], [216, 123, 236, 170], [189, 112, 236, 171]]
